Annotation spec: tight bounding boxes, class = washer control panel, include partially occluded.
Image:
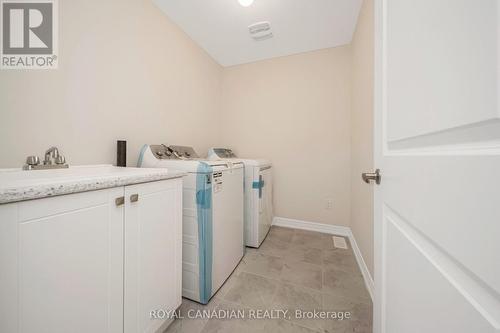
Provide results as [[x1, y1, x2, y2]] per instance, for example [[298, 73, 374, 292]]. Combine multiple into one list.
[[150, 145, 199, 160], [169, 145, 199, 159]]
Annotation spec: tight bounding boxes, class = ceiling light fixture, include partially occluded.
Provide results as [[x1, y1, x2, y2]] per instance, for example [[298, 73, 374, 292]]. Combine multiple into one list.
[[238, 0, 254, 7]]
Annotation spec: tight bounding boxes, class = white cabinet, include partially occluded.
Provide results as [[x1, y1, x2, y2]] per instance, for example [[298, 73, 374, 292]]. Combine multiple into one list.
[[124, 180, 182, 333], [0, 178, 182, 333]]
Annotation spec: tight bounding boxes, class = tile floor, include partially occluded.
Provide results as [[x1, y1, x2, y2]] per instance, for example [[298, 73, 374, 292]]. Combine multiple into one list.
[[165, 226, 372, 333]]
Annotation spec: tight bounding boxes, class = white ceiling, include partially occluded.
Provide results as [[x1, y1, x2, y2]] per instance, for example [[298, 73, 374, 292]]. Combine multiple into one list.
[[153, 0, 363, 67]]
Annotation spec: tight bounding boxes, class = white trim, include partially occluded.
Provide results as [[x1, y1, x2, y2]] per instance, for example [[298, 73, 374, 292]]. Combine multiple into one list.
[[347, 228, 375, 300], [272, 216, 351, 236], [272, 216, 374, 300]]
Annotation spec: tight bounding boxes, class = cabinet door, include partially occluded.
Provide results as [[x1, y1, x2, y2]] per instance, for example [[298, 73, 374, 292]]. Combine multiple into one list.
[[124, 178, 183, 333], [0, 188, 125, 333]]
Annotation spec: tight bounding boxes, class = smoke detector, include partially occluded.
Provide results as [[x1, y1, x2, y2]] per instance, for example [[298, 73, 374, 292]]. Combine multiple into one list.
[[248, 21, 273, 41]]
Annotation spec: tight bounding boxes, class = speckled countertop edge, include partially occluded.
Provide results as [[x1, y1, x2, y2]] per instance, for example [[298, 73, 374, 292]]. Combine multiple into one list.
[[0, 169, 186, 205]]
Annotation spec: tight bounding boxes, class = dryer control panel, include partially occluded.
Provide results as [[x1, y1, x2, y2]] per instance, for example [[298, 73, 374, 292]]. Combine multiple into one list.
[[212, 148, 237, 158], [150, 145, 199, 160]]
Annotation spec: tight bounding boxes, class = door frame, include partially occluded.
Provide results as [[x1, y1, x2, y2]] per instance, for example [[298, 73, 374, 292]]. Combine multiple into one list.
[[373, 0, 384, 331]]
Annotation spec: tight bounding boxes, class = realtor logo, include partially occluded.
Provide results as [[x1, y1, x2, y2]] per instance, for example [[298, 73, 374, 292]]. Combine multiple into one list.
[[1, 0, 58, 69]]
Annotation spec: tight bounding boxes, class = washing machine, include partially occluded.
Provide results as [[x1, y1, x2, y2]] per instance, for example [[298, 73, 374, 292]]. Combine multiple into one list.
[[138, 144, 244, 304], [208, 148, 273, 248]]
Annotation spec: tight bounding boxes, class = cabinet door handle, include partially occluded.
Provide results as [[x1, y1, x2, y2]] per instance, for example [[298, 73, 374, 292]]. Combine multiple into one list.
[[115, 196, 125, 206], [130, 194, 139, 203]]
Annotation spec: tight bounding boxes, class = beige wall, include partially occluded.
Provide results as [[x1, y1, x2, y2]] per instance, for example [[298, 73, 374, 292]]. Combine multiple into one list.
[[0, 0, 222, 168], [0, 0, 373, 272], [220, 47, 352, 226], [350, 0, 374, 276]]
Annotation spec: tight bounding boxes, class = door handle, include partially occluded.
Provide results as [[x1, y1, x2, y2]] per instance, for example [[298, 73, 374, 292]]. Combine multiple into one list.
[[130, 194, 139, 203], [115, 196, 125, 206], [362, 169, 381, 185]]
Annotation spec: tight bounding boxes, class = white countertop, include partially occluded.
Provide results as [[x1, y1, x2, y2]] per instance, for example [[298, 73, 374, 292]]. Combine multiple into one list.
[[0, 165, 185, 204]]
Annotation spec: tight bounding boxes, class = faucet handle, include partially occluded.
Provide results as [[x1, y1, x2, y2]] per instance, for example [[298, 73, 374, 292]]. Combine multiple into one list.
[[26, 156, 40, 166], [55, 155, 66, 165]]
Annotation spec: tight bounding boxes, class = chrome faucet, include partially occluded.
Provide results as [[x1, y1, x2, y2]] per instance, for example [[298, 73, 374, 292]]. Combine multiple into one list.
[[44, 147, 65, 165], [24, 146, 69, 170]]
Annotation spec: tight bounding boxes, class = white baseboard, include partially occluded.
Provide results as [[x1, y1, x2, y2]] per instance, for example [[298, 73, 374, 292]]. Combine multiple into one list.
[[272, 216, 351, 237], [272, 216, 374, 300], [346, 229, 375, 300]]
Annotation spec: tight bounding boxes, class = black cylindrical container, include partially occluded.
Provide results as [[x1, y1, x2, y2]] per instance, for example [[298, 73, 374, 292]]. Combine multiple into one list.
[[117, 140, 127, 167]]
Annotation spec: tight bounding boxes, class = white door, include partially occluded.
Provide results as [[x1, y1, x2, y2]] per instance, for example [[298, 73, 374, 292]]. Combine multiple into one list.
[[0, 188, 124, 333], [124, 179, 183, 333], [373, 0, 500, 332]]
